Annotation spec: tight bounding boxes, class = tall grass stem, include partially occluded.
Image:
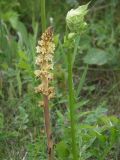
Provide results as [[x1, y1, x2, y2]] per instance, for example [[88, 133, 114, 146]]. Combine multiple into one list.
[[40, 0, 46, 32]]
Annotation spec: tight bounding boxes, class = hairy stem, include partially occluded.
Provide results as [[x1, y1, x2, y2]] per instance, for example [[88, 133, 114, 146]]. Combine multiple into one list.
[[43, 95, 54, 160], [67, 52, 78, 160]]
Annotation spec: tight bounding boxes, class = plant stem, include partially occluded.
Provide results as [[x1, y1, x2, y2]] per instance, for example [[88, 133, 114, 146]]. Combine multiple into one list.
[[67, 52, 78, 160], [43, 95, 54, 160], [40, 0, 54, 160], [40, 0, 46, 32]]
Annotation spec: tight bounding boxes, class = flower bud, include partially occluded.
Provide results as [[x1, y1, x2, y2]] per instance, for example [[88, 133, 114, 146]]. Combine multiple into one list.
[[66, 3, 89, 33]]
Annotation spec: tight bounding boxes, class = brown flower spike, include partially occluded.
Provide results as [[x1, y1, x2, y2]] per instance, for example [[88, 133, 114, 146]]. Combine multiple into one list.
[[34, 27, 55, 160], [35, 27, 55, 101]]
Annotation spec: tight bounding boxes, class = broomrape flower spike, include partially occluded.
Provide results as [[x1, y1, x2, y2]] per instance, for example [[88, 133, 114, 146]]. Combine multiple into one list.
[[35, 26, 55, 159], [34, 27, 55, 104]]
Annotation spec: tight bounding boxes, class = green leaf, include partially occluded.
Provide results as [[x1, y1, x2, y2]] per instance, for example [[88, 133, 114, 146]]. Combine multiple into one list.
[[72, 36, 80, 66], [18, 51, 28, 61], [0, 113, 4, 130], [56, 141, 69, 159], [75, 99, 89, 109], [76, 65, 88, 97], [16, 70, 22, 97], [84, 48, 108, 65]]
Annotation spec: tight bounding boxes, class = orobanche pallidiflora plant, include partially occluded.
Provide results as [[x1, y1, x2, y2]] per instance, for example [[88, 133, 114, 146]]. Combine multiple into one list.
[[34, 26, 55, 160]]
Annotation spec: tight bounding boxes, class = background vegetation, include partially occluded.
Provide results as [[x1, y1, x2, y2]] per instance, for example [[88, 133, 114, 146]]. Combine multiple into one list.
[[0, 0, 120, 159]]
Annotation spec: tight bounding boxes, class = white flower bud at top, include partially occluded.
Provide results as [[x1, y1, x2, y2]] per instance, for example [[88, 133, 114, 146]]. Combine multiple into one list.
[[66, 3, 89, 33]]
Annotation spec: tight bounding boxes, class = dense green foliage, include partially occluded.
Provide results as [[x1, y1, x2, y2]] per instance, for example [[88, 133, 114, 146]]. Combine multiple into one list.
[[0, 0, 120, 159]]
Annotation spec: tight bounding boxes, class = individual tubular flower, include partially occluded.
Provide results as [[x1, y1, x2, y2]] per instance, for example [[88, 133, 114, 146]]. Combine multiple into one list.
[[34, 27, 55, 101]]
